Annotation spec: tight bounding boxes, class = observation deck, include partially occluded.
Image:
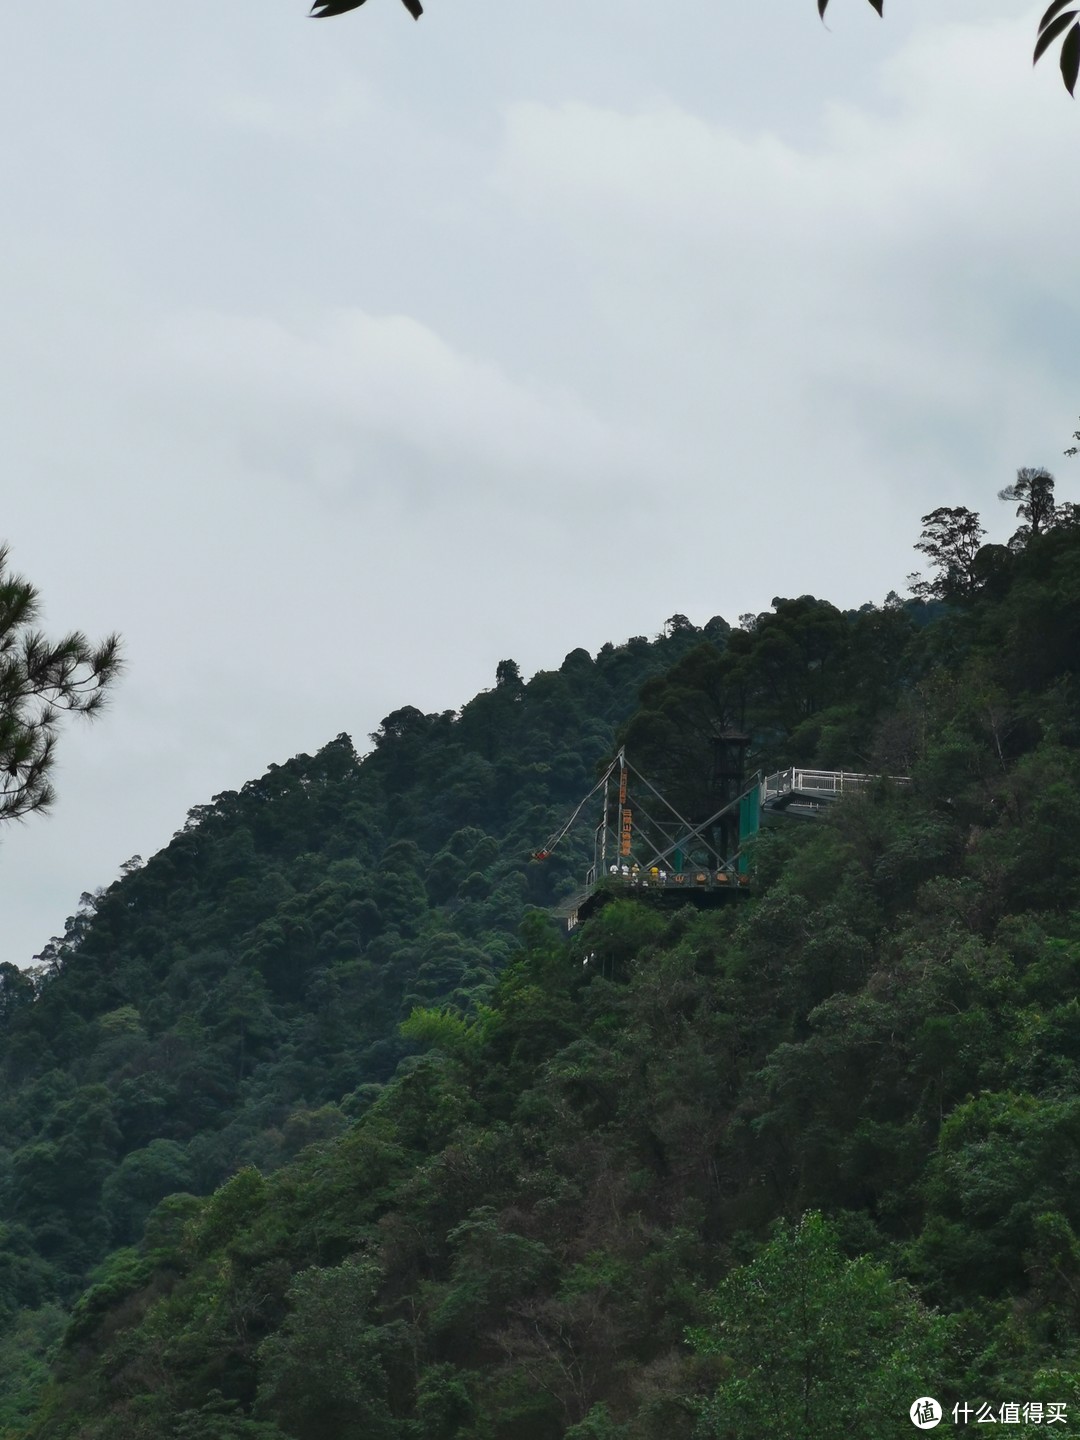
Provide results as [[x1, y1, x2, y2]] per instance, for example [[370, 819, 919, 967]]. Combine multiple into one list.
[[549, 758, 909, 933], [761, 767, 901, 817], [559, 865, 750, 931]]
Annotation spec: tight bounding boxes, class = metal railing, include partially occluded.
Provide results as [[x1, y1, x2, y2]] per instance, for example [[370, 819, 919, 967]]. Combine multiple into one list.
[[761, 768, 908, 804], [563, 865, 748, 931]]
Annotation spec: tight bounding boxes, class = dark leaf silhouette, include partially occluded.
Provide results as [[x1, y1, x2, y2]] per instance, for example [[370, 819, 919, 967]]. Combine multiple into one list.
[[819, 0, 884, 16], [310, 0, 365, 13], [310, 0, 422, 17], [1034, 9, 1078, 64], [1060, 20, 1080, 94], [1040, 0, 1076, 29], [1033, 2, 1080, 88], [307, 0, 1080, 92]]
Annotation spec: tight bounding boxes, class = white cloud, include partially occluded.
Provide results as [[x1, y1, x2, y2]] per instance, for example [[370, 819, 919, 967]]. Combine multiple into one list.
[[143, 305, 656, 503], [489, 8, 1079, 523]]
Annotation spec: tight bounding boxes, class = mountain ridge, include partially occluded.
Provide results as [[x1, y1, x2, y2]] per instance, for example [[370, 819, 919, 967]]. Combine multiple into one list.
[[4, 518, 1080, 1436]]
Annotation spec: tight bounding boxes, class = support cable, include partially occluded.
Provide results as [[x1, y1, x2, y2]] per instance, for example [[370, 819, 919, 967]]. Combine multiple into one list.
[[533, 754, 621, 859]]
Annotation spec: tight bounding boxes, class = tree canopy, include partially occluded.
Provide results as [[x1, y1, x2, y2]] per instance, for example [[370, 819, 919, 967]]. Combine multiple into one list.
[[7, 480, 1080, 1435]]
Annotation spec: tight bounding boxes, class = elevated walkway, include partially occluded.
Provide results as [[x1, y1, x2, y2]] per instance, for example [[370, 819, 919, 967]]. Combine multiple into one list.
[[761, 767, 898, 817], [559, 867, 750, 931]]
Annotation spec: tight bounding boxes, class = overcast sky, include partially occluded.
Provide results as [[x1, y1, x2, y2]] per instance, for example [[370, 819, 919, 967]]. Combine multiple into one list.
[[1, 0, 1077, 966]]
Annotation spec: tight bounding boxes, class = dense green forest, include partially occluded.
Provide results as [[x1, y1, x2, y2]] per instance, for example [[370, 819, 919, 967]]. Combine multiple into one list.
[[4, 475, 1080, 1437]]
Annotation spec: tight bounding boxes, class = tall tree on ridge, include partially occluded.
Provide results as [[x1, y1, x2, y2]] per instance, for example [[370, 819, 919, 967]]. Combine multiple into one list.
[[999, 467, 1059, 544], [909, 507, 986, 601]]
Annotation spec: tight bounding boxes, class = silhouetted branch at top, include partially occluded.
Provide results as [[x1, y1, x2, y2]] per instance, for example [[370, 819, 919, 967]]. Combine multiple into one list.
[[310, 0, 421, 19], [311, 0, 1080, 96], [819, 0, 1079, 95]]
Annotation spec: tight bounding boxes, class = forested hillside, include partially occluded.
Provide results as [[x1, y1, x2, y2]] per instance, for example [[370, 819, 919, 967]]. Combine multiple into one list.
[[6, 479, 1080, 1437], [0, 623, 710, 1432]]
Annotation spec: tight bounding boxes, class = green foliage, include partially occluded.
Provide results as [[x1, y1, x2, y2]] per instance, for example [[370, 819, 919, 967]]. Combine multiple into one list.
[[689, 1214, 953, 1440], [102, 1140, 194, 1247], [63, 1247, 153, 1344], [912, 1092, 1080, 1300], [910, 507, 986, 600], [399, 1004, 494, 1061], [0, 1304, 65, 1433], [255, 1257, 402, 1439], [413, 1363, 476, 1440], [192, 1168, 268, 1258], [15, 515, 1080, 1439]]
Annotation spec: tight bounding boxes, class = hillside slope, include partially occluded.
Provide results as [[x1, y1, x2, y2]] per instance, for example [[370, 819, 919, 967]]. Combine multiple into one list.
[[9, 512, 1080, 1437]]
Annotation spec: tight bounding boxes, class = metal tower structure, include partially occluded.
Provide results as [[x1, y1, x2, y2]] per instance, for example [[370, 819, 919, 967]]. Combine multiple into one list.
[[537, 753, 909, 931]]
